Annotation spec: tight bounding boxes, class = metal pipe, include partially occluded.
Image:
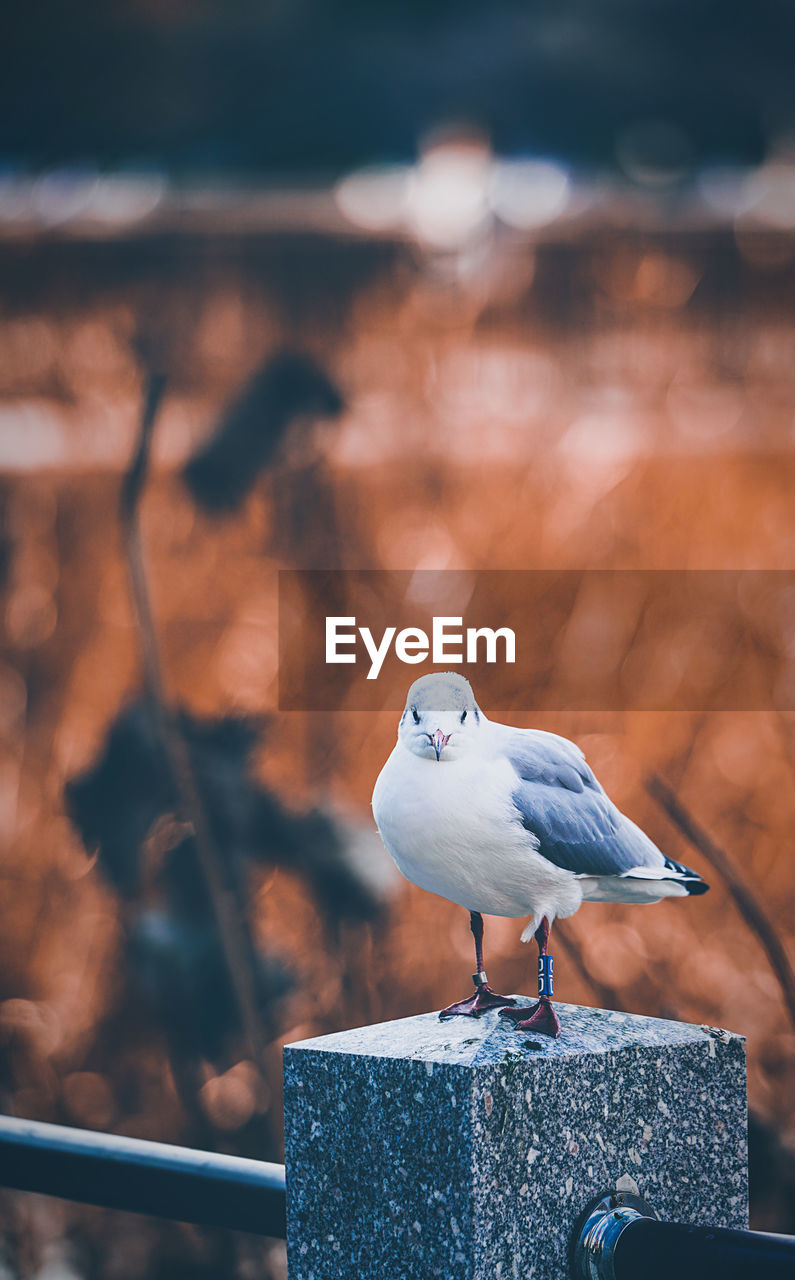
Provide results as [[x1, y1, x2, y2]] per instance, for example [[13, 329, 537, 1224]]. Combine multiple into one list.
[[573, 1191, 795, 1280], [613, 1216, 795, 1280], [0, 1115, 286, 1238]]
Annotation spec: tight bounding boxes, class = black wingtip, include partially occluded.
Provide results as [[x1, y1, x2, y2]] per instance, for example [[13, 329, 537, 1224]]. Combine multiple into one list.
[[663, 855, 709, 895], [685, 879, 710, 895]]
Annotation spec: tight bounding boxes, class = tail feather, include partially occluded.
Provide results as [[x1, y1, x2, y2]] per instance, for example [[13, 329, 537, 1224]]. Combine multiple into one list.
[[615, 854, 709, 895]]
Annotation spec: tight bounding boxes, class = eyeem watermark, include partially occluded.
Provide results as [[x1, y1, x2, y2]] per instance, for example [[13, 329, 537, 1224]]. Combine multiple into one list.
[[278, 568, 795, 711], [325, 616, 516, 680]]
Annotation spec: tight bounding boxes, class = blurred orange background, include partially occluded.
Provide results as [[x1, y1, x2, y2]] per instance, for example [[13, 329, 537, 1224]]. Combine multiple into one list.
[[1, 198, 795, 1276]]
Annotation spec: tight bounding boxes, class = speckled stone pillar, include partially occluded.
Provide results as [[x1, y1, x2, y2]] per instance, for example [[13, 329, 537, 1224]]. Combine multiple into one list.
[[283, 1003, 747, 1280]]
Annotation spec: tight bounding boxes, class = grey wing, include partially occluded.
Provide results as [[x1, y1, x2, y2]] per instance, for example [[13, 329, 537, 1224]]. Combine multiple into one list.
[[503, 729, 665, 877]]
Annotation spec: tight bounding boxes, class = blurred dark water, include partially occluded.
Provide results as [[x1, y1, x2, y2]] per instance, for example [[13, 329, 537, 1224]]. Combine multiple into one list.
[[2, 2, 795, 170]]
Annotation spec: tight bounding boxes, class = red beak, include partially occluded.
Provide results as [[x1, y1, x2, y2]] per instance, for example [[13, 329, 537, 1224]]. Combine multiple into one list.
[[430, 730, 451, 760]]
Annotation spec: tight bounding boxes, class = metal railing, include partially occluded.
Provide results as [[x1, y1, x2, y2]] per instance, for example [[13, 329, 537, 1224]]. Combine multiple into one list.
[[2, 1115, 795, 1277], [0, 1115, 286, 1238], [573, 1190, 795, 1280]]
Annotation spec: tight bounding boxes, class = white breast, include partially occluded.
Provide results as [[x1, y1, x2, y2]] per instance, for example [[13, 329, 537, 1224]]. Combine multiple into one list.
[[371, 739, 582, 922]]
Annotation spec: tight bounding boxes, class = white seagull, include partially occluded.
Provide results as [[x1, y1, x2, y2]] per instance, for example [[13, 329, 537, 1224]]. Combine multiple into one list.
[[372, 672, 708, 1037]]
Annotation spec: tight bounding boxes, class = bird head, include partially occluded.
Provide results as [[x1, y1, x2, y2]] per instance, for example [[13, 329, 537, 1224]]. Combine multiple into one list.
[[397, 672, 483, 762]]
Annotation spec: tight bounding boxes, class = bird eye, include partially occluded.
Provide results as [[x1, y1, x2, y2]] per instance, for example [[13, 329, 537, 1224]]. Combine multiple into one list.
[[411, 706, 420, 724], [460, 709, 467, 724]]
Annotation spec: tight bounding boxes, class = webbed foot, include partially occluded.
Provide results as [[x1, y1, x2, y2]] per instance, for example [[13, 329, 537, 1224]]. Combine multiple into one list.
[[498, 995, 561, 1038], [439, 985, 517, 1020]]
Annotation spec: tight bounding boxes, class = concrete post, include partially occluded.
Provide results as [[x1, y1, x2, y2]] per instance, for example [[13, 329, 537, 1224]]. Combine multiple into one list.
[[284, 1002, 747, 1280]]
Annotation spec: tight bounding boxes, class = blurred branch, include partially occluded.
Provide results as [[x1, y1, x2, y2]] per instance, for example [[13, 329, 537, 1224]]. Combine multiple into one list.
[[119, 359, 271, 1078], [119, 370, 168, 705], [648, 774, 795, 1031]]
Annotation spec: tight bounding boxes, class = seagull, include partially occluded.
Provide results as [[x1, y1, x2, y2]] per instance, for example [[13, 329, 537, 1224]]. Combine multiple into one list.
[[372, 672, 708, 1037]]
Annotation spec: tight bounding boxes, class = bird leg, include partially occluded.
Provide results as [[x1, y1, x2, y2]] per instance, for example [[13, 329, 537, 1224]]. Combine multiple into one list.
[[439, 912, 517, 1020], [499, 917, 561, 1038]]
